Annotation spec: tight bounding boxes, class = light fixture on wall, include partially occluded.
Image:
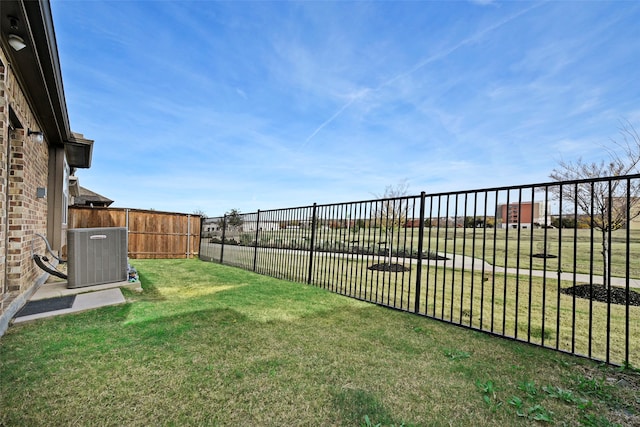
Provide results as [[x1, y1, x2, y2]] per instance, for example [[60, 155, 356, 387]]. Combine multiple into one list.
[[8, 34, 26, 51], [28, 128, 44, 143], [7, 16, 26, 51]]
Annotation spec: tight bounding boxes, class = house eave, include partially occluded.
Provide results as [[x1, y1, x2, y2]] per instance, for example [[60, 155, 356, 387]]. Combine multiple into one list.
[[1, 0, 93, 169]]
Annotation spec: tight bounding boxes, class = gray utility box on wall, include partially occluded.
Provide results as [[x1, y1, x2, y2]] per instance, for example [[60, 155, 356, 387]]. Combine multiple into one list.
[[67, 227, 128, 288]]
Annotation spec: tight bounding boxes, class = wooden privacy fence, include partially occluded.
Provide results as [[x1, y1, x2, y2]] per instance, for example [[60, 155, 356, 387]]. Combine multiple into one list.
[[68, 207, 201, 259]]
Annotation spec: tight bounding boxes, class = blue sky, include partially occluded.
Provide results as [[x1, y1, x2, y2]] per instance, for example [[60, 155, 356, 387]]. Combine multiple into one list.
[[51, 0, 640, 216]]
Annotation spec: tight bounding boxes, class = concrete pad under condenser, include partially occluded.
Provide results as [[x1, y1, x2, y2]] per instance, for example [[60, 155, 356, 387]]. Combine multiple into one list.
[[31, 280, 140, 300]]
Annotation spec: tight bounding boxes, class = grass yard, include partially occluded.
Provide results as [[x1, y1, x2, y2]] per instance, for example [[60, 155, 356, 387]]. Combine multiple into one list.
[[210, 243, 640, 366], [1, 259, 638, 426], [310, 254, 640, 367]]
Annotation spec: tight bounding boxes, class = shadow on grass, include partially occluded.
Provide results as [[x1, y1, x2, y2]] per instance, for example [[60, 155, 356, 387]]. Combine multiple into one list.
[[134, 270, 167, 302], [331, 387, 399, 426]]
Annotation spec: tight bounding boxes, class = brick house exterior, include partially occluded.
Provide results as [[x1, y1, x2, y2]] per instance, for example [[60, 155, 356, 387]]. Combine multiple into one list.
[[0, 1, 94, 335]]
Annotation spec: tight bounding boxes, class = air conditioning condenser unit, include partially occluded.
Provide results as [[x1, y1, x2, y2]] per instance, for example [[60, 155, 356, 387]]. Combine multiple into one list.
[[67, 227, 128, 288]]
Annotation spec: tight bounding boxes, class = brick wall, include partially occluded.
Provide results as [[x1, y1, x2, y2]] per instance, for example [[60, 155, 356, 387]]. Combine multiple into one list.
[[0, 57, 6, 297], [1, 49, 51, 297]]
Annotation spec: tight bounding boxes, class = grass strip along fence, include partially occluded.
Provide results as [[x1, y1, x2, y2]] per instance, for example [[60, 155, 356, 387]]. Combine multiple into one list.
[[201, 174, 640, 367]]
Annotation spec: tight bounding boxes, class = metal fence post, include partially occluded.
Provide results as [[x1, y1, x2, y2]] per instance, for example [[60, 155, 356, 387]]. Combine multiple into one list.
[[198, 215, 204, 260], [220, 214, 227, 263], [253, 210, 261, 272], [125, 208, 130, 259], [186, 214, 191, 259], [414, 192, 426, 313], [308, 203, 318, 284], [625, 177, 631, 366]]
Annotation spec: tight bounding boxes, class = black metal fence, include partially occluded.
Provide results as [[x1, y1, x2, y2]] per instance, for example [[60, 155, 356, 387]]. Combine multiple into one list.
[[200, 174, 640, 366]]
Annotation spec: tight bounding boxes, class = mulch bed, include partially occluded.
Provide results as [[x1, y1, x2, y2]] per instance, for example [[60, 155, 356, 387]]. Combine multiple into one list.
[[561, 284, 640, 306], [531, 253, 558, 259], [368, 263, 410, 272]]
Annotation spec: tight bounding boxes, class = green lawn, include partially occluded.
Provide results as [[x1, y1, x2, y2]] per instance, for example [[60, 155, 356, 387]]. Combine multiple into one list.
[[1, 259, 638, 426], [205, 243, 640, 366]]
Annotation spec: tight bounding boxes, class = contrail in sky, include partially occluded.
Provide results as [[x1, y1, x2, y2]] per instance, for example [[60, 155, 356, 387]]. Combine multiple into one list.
[[301, 87, 372, 148], [302, 1, 545, 148]]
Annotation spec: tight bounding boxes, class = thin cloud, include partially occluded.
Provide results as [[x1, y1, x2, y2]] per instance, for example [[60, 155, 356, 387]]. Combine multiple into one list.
[[301, 91, 366, 148], [303, 1, 546, 146]]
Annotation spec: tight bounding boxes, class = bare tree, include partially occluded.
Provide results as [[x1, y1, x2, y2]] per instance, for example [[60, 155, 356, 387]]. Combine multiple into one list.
[[376, 180, 411, 223], [375, 180, 412, 266], [549, 121, 640, 290]]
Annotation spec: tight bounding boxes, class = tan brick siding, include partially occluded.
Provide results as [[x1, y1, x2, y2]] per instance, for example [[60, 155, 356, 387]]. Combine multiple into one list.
[[1, 49, 51, 296], [0, 57, 6, 296]]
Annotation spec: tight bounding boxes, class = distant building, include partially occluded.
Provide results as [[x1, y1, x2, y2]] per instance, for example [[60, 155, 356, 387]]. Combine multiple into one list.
[[242, 220, 280, 232], [496, 202, 550, 229], [201, 218, 282, 236], [201, 219, 220, 236]]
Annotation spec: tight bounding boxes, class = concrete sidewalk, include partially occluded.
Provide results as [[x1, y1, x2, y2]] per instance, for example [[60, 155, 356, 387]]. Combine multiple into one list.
[[12, 279, 142, 324]]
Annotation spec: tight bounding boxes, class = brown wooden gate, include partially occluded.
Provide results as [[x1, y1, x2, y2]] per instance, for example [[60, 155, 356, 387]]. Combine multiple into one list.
[[68, 207, 201, 259]]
